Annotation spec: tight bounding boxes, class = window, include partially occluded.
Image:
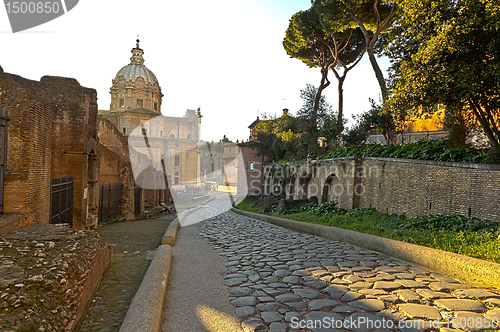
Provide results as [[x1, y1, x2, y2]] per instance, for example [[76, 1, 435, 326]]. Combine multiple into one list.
[[122, 126, 126, 134], [174, 155, 180, 167], [174, 172, 179, 185], [187, 132, 191, 139], [137, 99, 143, 108], [154, 102, 158, 111], [119, 98, 124, 108], [248, 161, 255, 171], [142, 127, 147, 136]]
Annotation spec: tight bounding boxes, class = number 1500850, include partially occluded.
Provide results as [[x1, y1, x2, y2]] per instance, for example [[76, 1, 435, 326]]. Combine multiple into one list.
[[5, 2, 60, 14]]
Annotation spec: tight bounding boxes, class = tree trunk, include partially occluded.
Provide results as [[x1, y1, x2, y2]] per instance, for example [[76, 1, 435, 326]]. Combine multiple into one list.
[[341, 0, 391, 102], [312, 67, 330, 132], [470, 101, 499, 148], [366, 40, 388, 102], [337, 75, 345, 130]]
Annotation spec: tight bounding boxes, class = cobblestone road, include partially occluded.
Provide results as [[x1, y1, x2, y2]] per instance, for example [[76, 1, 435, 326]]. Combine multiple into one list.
[[195, 205, 500, 332]]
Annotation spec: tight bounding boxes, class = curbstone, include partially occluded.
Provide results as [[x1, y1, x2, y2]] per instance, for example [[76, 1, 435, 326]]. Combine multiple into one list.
[[119, 244, 173, 332], [231, 208, 500, 290], [161, 206, 203, 245], [121, 202, 214, 332], [162, 219, 180, 246]]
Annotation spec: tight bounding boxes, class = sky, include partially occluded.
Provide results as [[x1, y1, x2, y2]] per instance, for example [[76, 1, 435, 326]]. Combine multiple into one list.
[[0, 0, 389, 143]]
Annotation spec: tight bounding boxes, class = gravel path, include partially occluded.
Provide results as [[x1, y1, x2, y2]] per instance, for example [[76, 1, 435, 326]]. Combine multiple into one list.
[[185, 204, 500, 332], [79, 215, 174, 332]]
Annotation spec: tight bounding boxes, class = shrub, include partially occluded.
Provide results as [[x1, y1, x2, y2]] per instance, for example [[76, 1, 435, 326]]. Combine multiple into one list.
[[280, 139, 497, 164]]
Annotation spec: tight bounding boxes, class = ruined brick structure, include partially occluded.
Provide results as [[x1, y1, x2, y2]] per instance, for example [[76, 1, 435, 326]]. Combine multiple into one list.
[[0, 70, 99, 232], [98, 116, 170, 217], [0, 42, 182, 233], [263, 157, 500, 222]]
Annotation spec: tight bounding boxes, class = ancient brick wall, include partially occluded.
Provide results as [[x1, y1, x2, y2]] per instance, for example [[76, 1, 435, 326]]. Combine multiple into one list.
[[40, 77, 99, 229], [358, 158, 500, 221], [263, 158, 358, 211], [1, 72, 100, 230], [98, 144, 122, 185], [97, 126, 139, 220], [0, 72, 52, 231], [98, 117, 129, 156], [263, 157, 500, 222], [98, 116, 172, 217]]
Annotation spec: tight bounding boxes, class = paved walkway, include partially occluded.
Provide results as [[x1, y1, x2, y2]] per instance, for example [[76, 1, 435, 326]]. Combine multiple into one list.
[[163, 204, 500, 332], [161, 203, 243, 332]]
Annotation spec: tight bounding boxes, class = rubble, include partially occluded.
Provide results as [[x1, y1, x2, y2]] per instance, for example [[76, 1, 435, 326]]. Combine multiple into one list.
[[0, 224, 109, 332]]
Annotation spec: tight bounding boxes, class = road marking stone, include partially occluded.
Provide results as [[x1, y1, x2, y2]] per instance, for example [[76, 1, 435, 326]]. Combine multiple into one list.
[[308, 299, 337, 311], [394, 289, 423, 302], [348, 299, 386, 312], [397, 303, 442, 320], [434, 299, 487, 313], [416, 288, 456, 300]]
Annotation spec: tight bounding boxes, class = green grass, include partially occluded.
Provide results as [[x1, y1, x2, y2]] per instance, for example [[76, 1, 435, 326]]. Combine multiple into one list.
[[235, 198, 500, 264], [235, 196, 261, 213]]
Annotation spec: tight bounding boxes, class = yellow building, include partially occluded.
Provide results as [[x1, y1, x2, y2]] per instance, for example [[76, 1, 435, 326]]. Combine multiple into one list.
[[406, 107, 445, 132], [99, 40, 201, 190]]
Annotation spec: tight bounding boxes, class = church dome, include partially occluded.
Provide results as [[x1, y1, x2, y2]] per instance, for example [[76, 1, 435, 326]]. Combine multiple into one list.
[[115, 64, 158, 85], [113, 39, 158, 85]]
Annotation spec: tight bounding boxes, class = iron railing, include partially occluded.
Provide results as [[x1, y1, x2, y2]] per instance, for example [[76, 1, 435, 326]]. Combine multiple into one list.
[[98, 183, 123, 222], [134, 187, 141, 217], [50, 176, 74, 226]]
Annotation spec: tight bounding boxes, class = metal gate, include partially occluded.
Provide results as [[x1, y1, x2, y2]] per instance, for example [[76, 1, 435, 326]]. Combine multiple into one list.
[[98, 183, 123, 222], [50, 176, 74, 227], [0, 106, 9, 214], [134, 187, 141, 217]]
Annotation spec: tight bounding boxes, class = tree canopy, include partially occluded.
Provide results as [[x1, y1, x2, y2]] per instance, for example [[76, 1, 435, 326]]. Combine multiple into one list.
[[284, 9, 335, 132], [285, 4, 366, 129], [313, 0, 398, 101], [384, 0, 500, 147]]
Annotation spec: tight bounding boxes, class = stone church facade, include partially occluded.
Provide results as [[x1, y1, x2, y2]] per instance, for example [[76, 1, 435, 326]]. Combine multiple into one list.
[[99, 40, 202, 191]]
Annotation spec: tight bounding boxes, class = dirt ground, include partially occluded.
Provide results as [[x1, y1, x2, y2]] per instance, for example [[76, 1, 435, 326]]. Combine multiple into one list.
[[78, 213, 175, 332]]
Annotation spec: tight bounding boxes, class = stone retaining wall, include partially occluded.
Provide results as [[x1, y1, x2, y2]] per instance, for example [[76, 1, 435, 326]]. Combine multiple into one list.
[[262, 157, 500, 222]]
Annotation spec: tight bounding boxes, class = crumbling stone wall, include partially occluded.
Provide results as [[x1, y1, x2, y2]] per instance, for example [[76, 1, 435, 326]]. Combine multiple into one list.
[[263, 157, 500, 222]]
